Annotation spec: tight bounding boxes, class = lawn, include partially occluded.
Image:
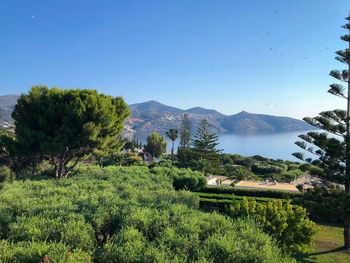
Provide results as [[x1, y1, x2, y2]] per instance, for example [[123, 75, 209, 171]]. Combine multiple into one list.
[[296, 224, 350, 263]]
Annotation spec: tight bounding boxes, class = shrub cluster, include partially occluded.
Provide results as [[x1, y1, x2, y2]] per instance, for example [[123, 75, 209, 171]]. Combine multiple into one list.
[[0, 166, 294, 262], [150, 166, 206, 191], [226, 198, 316, 254], [200, 186, 301, 199]]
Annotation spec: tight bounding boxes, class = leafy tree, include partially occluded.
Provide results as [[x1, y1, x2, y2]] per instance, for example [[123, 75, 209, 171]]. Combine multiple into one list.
[[178, 113, 191, 167], [191, 119, 221, 175], [10, 86, 129, 178], [144, 132, 167, 159], [293, 16, 350, 249], [166, 128, 178, 165]]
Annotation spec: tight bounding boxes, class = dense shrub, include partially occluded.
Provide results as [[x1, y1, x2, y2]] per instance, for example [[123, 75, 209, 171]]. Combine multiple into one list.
[[281, 169, 304, 183], [0, 241, 91, 263], [151, 166, 206, 191], [0, 165, 294, 262], [226, 198, 316, 253], [200, 186, 301, 199], [0, 166, 13, 184], [251, 164, 284, 175]]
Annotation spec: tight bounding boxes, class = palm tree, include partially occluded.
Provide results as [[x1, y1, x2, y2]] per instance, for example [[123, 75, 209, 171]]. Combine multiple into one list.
[[166, 128, 178, 164]]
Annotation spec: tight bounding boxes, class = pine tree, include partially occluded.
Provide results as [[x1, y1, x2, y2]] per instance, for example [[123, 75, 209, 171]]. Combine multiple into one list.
[[178, 113, 191, 167], [9, 86, 129, 178], [191, 119, 221, 175], [166, 128, 178, 164], [293, 15, 350, 249], [144, 131, 167, 159]]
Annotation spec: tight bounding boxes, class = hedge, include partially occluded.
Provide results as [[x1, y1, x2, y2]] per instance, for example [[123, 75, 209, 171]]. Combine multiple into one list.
[[199, 186, 301, 199]]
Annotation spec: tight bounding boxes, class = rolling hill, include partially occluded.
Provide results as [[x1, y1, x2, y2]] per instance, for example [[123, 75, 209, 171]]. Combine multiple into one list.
[[0, 95, 314, 136]]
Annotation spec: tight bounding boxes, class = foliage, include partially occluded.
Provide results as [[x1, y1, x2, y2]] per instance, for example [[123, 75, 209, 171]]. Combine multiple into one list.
[[293, 187, 349, 222], [226, 198, 316, 253], [0, 241, 91, 263], [178, 113, 191, 167], [219, 153, 305, 182], [224, 164, 254, 181], [144, 131, 167, 158], [0, 166, 13, 185], [295, 224, 350, 263], [0, 166, 293, 262], [281, 169, 303, 183], [7, 86, 129, 178], [251, 163, 284, 175], [293, 16, 350, 248], [191, 119, 221, 175], [199, 185, 301, 199], [150, 166, 206, 191], [166, 128, 178, 164]]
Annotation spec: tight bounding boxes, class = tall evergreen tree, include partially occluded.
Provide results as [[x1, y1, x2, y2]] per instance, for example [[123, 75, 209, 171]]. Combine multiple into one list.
[[179, 113, 191, 149], [178, 113, 191, 167], [191, 119, 221, 175], [293, 15, 350, 249], [166, 128, 178, 164]]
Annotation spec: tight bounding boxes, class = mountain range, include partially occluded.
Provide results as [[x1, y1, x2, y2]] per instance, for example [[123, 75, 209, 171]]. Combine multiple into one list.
[[0, 95, 314, 137], [126, 100, 314, 138]]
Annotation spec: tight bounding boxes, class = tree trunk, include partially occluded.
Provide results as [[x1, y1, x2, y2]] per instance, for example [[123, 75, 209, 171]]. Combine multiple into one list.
[[346, 26, 350, 250], [171, 141, 174, 165], [345, 218, 350, 249], [345, 182, 350, 249]]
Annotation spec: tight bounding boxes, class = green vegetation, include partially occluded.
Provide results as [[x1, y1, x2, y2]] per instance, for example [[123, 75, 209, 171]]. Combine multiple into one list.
[[178, 113, 191, 167], [0, 166, 294, 262], [0, 86, 129, 178], [195, 192, 315, 254], [190, 119, 221, 175], [150, 166, 206, 191], [166, 128, 178, 164], [226, 198, 316, 254], [199, 185, 301, 199], [293, 16, 350, 248], [296, 224, 350, 263], [144, 131, 167, 159], [219, 154, 306, 183]]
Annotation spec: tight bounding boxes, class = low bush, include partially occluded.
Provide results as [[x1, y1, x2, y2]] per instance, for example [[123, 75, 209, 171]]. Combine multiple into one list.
[[0, 241, 91, 263], [226, 198, 316, 254], [251, 164, 284, 175], [200, 186, 301, 199], [151, 166, 206, 191], [0, 166, 13, 184], [0, 165, 294, 262]]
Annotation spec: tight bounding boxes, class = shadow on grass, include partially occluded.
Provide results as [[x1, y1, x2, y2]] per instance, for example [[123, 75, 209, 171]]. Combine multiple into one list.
[[295, 247, 349, 263]]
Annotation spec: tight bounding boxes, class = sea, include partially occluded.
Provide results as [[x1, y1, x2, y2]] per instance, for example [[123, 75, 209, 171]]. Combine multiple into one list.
[[165, 130, 319, 162]]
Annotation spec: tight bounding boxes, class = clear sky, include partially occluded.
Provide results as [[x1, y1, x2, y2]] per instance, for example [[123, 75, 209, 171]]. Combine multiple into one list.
[[0, 0, 349, 119]]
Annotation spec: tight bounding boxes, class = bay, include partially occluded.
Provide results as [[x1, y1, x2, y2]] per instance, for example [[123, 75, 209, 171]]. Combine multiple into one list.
[[165, 130, 317, 162]]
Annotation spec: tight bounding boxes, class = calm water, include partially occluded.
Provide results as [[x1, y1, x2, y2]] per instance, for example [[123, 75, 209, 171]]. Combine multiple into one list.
[[165, 131, 314, 162], [217, 131, 307, 161]]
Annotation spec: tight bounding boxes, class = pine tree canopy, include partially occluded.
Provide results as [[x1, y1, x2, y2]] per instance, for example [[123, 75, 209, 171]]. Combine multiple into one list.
[[191, 119, 221, 155], [9, 86, 130, 178], [293, 15, 350, 249]]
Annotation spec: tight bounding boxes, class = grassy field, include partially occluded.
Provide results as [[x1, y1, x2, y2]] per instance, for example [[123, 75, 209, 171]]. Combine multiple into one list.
[[296, 224, 350, 262]]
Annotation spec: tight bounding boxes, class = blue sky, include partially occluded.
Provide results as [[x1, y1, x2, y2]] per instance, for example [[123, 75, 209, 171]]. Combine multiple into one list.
[[0, 0, 349, 118]]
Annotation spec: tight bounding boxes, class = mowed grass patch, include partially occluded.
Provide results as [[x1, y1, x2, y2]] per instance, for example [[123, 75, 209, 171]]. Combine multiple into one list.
[[295, 224, 350, 263]]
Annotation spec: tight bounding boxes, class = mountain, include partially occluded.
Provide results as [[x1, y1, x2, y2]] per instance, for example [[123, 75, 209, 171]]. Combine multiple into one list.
[[221, 111, 313, 134], [0, 95, 314, 136], [0, 95, 19, 127], [126, 101, 314, 138]]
